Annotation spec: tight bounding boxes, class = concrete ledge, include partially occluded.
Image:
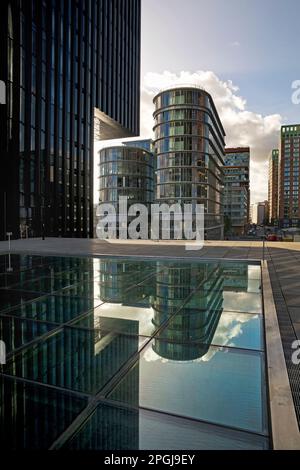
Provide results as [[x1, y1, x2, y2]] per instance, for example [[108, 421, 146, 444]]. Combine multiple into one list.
[[262, 260, 300, 449]]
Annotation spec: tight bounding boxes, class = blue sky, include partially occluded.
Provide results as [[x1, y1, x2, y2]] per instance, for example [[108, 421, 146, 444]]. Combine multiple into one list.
[[142, 0, 299, 123], [95, 0, 300, 203], [140, 0, 300, 203]]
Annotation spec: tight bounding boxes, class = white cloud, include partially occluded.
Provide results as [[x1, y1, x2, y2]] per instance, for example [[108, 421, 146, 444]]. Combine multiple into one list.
[[139, 70, 283, 203], [229, 41, 241, 47]]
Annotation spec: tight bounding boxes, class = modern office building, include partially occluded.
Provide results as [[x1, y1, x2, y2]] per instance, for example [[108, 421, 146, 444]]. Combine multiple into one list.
[[123, 139, 154, 153], [223, 147, 250, 235], [268, 149, 279, 225], [251, 201, 269, 225], [0, 0, 141, 240], [98, 145, 154, 237], [278, 125, 300, 227], [153, 86, 226, 240]]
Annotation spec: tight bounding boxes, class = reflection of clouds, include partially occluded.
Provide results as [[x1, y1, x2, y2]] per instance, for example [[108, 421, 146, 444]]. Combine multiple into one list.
[[247, 265, 261, 280], [199, 346, 227, 362], [144, 346, 169, 363], [144, 312, 257, 364], [93, 303, 154, 335], [223, 292, 261, 313], [200, 313, 258, 362]]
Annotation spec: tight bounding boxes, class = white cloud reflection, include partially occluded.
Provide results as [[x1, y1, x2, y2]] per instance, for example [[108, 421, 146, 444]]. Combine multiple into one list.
[[143, 311, 258, 364]]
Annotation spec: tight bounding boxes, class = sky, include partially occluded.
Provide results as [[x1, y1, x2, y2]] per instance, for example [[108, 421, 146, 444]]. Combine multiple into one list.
[[95, 0, 300, 204]]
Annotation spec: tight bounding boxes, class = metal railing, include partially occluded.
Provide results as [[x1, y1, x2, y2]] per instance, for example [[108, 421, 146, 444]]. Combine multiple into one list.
[[158, 83, 207, 94]]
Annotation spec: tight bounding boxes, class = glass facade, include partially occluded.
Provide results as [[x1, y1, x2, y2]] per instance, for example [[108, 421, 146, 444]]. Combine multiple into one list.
[[0, 0, 141, 240], [153, 87, 225, 240], [278, 125, 300, 227], [0, 254, 269, 449], [98, 146, 154, 235], [123, 139, 154, 153], [223, 148, 250, 235]]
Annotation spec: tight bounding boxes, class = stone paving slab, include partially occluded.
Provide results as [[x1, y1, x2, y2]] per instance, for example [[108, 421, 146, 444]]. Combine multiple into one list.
[[288, 307, 300, 323], [294, 323, 300, 340]]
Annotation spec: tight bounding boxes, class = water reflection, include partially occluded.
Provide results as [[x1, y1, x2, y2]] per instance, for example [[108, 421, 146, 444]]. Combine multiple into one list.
[[0, 255, 264, 449], [152, 263, 224, 360]]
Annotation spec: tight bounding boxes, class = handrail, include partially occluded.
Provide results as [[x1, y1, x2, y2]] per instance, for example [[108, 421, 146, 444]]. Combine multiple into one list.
[[157, 83, 207, 93]]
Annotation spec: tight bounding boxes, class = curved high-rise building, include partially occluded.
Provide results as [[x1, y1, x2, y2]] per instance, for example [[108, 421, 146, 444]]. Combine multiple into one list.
[[151, 263, 224, 361], [153, 86, 225, 239], [98, 145, 154, 221]]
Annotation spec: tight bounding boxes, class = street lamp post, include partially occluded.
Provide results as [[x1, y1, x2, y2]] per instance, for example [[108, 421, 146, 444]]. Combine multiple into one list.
[[1, 82, 6, 241], [6, 232, 12, 253]]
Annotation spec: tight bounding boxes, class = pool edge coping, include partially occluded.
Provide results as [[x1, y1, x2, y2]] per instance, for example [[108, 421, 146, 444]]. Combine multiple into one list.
[[0, 249, 262, 264], [262, 259, 300, 450]]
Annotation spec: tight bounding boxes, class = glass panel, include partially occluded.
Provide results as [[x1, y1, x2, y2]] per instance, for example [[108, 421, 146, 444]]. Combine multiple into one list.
[[247, 265, 261, 280], [3, 327, 147, 395], [0, 289, 40, 313], [246, 279, 261, 293], [0, 315, 57, 353], [61, 275, 156, 305], [0, 295, 95, 324], [0, 256, 267, 449], [0, 375, 87, 449], [70, 302, 161, 337], [223, 292, 262, 314], [0, 266, 98, 289], [6, 275, 82, 294], [0, 254, 45, 273], [109, 342, 268, 435], [65, 403, 269, 450], [156, 311, 263, 351]]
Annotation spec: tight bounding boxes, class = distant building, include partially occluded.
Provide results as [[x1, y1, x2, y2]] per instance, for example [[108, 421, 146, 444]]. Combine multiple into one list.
[[251, 201, 269, 225], [278, 125, 300, 228], [249, 204, 254, 224], [223, 147, 250, 235], [268, 149, 279, 225], [93, 204, 98, 238]]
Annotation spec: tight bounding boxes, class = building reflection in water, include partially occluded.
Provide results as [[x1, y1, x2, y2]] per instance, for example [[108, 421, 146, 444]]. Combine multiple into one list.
[[0, 257, 253, 449], [152, 262, 224, 360]]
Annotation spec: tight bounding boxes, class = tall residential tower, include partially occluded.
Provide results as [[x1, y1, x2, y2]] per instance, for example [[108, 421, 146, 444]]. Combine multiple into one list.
[[278, 125, 300, 227], [153, 86, 226, 240], [223, 147, 250, 235], [268, 149, 279, 225]]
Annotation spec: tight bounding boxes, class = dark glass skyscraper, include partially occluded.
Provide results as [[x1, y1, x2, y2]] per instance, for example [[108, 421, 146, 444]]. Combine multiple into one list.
[[0, 0, 141, 240]]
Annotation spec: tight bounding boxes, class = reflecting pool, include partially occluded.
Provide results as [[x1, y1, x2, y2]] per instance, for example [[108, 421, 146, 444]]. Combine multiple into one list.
[[0, 254, 268, 449]]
